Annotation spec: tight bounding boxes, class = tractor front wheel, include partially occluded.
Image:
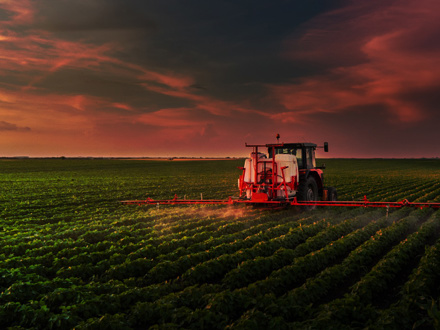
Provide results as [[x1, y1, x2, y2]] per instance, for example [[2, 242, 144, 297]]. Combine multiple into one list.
[[298, 176, 318, 210]]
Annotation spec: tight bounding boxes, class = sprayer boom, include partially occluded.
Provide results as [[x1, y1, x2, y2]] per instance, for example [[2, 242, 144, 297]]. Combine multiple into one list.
[[121, 195, 440, 209]]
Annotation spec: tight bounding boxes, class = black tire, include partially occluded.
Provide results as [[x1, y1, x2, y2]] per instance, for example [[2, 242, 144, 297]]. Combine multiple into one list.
[[327, 187, 337, 201], [297, 176, 318, 210]]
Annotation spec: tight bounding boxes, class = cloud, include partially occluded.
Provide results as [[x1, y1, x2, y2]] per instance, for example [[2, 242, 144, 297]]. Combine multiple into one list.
[[34, 1, 156, 32], [276, 0, 440, 126], [0, 0, 34, 25], [0, 121, 30, 131], [0, 0, 196, 97]]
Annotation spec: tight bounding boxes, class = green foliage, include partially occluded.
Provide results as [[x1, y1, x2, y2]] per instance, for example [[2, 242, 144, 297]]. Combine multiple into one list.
[[1, 158, 440, 329]]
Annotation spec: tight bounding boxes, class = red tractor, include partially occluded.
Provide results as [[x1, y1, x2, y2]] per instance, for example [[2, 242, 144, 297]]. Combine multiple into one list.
[[238, 142, 337, 205]]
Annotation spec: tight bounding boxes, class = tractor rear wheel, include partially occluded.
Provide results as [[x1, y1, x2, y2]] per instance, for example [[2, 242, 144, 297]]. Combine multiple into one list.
[[298, 176, 318, 210]]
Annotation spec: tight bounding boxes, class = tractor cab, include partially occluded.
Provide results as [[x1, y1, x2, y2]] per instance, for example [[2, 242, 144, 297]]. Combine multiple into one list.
[[269, 143, 320, 170]]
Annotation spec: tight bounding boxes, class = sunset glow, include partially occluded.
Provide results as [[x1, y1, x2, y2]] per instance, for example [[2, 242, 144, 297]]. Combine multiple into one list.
[[1, 0, 439, 158]]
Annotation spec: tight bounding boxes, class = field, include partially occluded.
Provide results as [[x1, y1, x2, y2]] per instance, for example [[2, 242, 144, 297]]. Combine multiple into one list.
[[1, 158, 440, 329]]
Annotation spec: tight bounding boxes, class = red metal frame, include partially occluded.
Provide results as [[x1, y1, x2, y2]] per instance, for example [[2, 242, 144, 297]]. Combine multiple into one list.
[[238, 143, 295, 202]]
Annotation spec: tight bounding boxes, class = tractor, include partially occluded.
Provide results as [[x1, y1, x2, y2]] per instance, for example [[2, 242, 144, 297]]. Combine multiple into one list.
[[238, 141, 337, 206]]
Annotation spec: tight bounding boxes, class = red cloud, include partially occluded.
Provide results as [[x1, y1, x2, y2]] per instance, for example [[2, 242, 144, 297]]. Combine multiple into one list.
[[141, 71, 194, 89], [277, 0, 440, 124], [0, 0, 197, 95], [0, 0, 34, 25]]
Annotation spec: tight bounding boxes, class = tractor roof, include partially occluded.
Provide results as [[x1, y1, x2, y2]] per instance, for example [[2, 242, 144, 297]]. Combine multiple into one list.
[[267, 143, 317, 149], [246, 142, 317, 148]]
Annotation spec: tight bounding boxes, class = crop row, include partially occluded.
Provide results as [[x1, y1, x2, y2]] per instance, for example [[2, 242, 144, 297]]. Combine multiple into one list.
[[0, 208, 355, 297], [266, 208, 432, 324], [109, 210, 390, 328], [221, 207, 415, 325], [0, 208, 372, 328], [292, 208, 439, 329], [220, 208, 385, 289], [51, 208, 440, 330], [375, 234, 440, 328], [0, 211, 278, 286]]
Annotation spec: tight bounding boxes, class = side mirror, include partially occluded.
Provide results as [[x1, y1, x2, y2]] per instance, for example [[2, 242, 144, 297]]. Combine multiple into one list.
[[324, 142, 329, 152]]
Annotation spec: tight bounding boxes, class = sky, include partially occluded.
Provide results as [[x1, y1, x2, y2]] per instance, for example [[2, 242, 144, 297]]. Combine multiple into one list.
[[0, 0, 439, 158]]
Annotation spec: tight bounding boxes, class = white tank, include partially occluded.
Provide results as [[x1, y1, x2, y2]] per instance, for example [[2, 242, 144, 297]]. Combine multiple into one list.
[[275, 154, 298, 183], [274, 154, 298, 198], [244, 158, 252, 182]]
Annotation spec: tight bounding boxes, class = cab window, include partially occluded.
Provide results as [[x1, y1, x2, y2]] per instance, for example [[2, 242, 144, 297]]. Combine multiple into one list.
[[295, 149, 303, 168], [306, 148, 316, 168]]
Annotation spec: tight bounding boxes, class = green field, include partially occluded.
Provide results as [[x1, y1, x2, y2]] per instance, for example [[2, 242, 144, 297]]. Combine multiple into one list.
[[1, 158, 440, 329]]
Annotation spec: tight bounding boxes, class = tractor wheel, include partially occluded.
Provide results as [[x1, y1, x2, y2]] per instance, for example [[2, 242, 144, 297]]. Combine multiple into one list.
[[327, 187, 337, 201], [298, 176, 318, 210]]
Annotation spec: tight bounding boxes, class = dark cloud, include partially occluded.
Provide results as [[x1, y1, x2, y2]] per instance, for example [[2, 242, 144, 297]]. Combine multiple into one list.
[[313, 104, 440, 158], [78, 1, 351, 94], [35, 0, 156, 32], [35, 68, 189, 111], [0, 121, 31, 132], [397, 84, 440, 119]]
